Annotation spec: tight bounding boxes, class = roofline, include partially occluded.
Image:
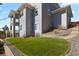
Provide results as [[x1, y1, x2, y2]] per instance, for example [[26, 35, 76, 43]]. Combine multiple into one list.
[[8, 10, 16, 18], [54, 3, 60, 8], [17, 3, 34, 12], [51, 5, 73, 17], [9, 3, 35, 19]]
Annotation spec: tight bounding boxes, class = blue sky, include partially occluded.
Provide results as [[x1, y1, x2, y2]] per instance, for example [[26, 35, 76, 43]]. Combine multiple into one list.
[[0, 3, 79, 29], [0, 3, 21, 29], [60, 3, 79, 22]]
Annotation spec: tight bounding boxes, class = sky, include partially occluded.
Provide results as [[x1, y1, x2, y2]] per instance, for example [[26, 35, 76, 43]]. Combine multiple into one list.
[[0, 3, 79, 29], [0, 3, 21, 29], [59, 3, 79, 22]]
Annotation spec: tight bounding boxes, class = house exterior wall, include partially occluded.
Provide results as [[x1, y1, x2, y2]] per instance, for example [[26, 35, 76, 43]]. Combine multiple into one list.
[[19, 7, 34, 37], [19, 8, 26, 37], [10, 3, 72, 37], [10, 18, 13, 36], [52, 13, 61, 28], [67, 15, 71, 28], [42, 3, 60, 33], [30, 3, 42, 36], [61, 13, 67, 29], [10, 17, 19, 37], [26, 8, 34, 36]]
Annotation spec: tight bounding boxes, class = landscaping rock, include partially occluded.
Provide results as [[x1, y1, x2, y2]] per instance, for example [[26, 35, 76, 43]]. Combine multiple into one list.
[[0, 41, 4, 47], [0, 40, 4, 54]]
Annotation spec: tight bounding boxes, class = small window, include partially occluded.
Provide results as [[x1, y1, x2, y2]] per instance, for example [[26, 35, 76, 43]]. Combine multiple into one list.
[[20, 25, 22, 30], [48, 9, 51, 15], [48, 9, 51, 12], [10, 26, 12, 30]]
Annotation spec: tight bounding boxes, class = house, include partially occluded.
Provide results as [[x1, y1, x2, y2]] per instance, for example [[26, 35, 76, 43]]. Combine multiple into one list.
[[18, 4, 35, 37], [9, 3, 73, 37], [51, 5, 73, 29], [9, 10, 20, 37]]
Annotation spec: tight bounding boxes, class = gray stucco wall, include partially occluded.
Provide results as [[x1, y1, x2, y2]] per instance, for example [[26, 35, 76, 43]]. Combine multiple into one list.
[[42, 3, 60, 33], [19, 7, 34, 37], [26, 8, 34, 36], [52, 13, 61, 28], [30, 3, 42, 36], [67, 15, 71, 28]]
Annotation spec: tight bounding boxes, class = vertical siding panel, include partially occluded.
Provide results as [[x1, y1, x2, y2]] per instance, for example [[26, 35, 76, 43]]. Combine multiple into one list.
[[61, 13, 67, 29]]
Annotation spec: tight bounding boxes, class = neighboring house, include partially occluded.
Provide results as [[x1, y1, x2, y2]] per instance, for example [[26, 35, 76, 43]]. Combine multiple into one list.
[[9, 10, 20, 37], [9, 3, 73, 37]]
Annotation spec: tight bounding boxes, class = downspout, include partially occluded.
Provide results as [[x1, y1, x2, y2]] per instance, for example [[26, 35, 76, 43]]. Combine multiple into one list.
[[13, 14, 16, 37], [65, 8, 68, 29]]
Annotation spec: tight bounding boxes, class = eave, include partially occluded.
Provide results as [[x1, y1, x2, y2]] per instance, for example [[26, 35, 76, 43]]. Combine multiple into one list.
[[51, 5, 73, 17]]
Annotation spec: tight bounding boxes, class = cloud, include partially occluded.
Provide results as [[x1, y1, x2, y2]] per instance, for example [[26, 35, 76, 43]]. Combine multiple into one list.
[[60, 3, 72, 7]]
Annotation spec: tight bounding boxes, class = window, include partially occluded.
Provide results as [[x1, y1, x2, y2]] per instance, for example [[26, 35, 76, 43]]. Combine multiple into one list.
[[48, 9, 51, 15], [20, 25, 22, 30], [48, 9, 51, 12], [10, 26, 12, 30]]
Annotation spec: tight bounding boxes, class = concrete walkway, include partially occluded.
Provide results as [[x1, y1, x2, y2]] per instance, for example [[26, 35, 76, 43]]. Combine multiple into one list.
[[66, 35, 79, 56], [0, 39, 24, 56], [0, 39, 5, 56], [5, 42, 24, 56], [0, 39, 14, 56], [4, 43, 14, 56], [4, 42, 24, 56]]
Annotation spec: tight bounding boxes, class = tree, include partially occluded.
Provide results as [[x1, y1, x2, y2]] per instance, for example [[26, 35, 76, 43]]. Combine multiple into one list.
[[2, 25, 9, 38], [3, 25, 9, 32]]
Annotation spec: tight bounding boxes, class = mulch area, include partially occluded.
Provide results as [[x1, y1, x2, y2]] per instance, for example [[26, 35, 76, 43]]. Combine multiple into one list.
[[53, 28, 72, 36]]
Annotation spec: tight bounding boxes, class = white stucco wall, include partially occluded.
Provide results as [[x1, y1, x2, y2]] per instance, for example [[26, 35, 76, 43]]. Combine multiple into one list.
[[30, 3, 42, 36], [19, 8, 26, 37], [10, 18, 14, 36], [61, 13, 67, 29]]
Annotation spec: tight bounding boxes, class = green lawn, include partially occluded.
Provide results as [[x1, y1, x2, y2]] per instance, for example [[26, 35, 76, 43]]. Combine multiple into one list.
[[7, 37, 70, 56]]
